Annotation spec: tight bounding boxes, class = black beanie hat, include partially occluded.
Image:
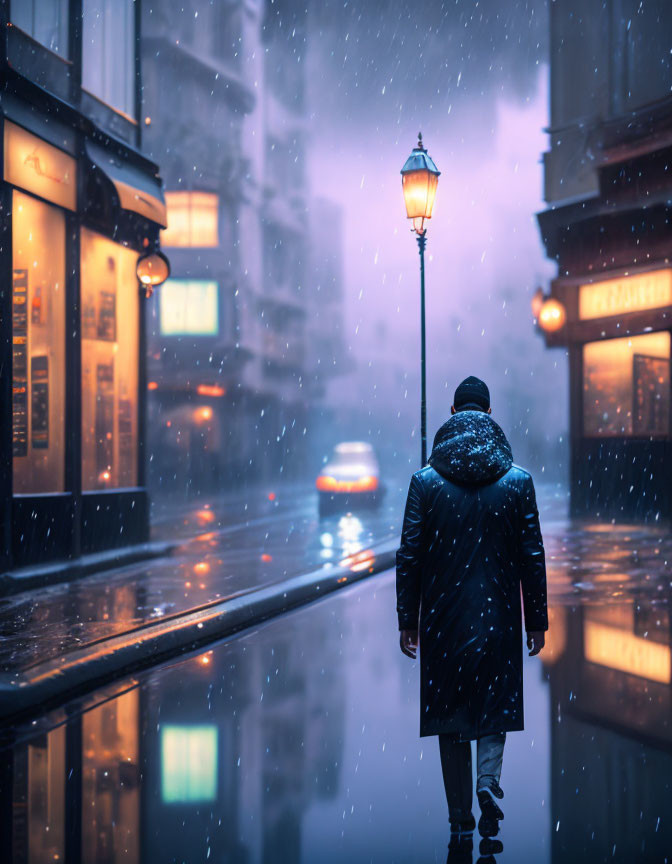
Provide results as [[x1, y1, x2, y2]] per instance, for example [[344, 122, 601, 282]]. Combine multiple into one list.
[[454, 376, 490, 412]]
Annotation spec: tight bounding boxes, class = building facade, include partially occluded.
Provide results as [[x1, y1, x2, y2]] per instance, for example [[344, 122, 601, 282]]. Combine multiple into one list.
[[538, 1, 672, 520], [0, 0, 167, 571], [142, 0, 330, 493], [141, 0, 261, 493]]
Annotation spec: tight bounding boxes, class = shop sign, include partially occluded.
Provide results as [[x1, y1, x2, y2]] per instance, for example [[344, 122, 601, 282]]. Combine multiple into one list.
[[4, 121, 76, 211], [579, 269, 672, 320]]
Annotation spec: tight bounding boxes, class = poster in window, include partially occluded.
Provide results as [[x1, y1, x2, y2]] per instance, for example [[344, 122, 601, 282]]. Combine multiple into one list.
[[82, 292, 97, 339], [12, 269, 28, 457], [95, 362, 115, 484], [31, 355, 49, 449], [633, 354, 670, 437], [118, 395, 133, 484], [96, 255, 117, 341], [31, 284, 44, 326]]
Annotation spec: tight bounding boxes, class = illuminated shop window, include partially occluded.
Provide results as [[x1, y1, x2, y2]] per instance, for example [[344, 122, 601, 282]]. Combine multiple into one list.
[[159, 280, 219, 336], [583, 333, 670, 438], [11, 0, 69, 56], [82, 0, 135, 116], [12, 191, 66, 494], [161, 192, 219, 248], [161, 725, 218, 804], [81, 229, 139, 490]]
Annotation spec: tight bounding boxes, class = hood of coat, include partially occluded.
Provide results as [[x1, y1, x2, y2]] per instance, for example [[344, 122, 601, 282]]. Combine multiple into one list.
[[428, 410, 513, 486]]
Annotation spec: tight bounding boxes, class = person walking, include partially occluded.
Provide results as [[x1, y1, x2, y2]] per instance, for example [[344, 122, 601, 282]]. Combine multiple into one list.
[[396, 376, 548, 840]]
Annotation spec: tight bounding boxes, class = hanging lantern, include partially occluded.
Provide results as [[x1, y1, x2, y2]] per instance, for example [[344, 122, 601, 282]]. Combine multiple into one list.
[[137, 240, 170, 298]]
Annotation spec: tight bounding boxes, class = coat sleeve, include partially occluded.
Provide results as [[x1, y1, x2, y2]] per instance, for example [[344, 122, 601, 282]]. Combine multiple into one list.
[[396, 473, 424, 630], [518, 474, 548, 632]]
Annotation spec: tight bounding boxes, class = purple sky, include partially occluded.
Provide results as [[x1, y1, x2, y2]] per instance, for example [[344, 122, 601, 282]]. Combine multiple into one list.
[[307, 62, 567, 473]]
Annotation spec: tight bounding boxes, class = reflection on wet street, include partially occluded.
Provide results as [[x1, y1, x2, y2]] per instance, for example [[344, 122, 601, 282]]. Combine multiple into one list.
[[3, 504, 671, 863], [0, 485, 405, 676]]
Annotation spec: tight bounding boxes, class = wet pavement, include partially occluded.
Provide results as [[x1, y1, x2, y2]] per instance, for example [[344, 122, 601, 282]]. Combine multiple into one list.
[[0, 484, 407, 677], [2, 496, 671, 863]]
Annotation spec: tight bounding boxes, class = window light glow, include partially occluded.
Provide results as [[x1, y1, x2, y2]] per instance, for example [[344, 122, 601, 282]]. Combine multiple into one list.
[[162, 192, 218, 247]]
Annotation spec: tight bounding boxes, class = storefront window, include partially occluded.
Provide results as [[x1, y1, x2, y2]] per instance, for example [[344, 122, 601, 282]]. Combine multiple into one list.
[[11, 0, 69, 56], [12, 191, 66, 494], [583, 333, 670, 437], [82, 0, 135, 116], [161, 192, 219, 247], [81, 229, 139, 490]]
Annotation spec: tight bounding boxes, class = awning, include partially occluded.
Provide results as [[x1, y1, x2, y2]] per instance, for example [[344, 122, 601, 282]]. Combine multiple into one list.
[[85, 141, 167, 228]]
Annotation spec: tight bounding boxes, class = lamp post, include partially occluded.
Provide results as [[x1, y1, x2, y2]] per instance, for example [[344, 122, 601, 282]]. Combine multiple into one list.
[[401, 133, 440, 467]]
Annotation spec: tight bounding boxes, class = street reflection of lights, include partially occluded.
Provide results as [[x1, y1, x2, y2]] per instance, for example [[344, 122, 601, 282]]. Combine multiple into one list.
[[196, 508, 215, 525], [199, 651, 213, 666], [340, 549, 375, 572], [337, 576, 348, 583], [196, 531, 217, 542], [261, 553, 272, 562], [193, 561, 210, 575], [584, 620, 671, 683], [338, 514, 363, 542]]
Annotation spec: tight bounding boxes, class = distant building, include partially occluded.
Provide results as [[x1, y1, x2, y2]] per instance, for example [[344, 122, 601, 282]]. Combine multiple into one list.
[[254, 0, 312, 481], [141, 1, 261, 492], [142, 0, 335, 491], [0, 1, 167, 571], [537, 2, 672, 520]]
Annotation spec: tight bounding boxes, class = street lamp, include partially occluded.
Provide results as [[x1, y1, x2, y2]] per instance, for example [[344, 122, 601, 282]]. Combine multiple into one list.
[[137, 239, 170, 298], [401, 132, 440, 466], [538, 297, 566, 333]]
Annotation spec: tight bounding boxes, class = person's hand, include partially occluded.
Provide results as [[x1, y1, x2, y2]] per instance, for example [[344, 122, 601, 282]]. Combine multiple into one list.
[[400, 629, 418, 659], [527, 630, 545, 657]]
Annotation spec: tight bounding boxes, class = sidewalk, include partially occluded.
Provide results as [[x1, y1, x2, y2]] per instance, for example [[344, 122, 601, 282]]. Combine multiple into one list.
[[0, 483, 405, 725]]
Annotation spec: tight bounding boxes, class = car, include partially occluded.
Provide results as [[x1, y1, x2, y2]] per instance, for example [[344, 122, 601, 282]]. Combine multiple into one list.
[[316, 442, 384, 516]]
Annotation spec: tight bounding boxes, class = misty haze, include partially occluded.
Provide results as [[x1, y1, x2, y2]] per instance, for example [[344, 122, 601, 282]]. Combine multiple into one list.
[[0, 2, 670, 863]]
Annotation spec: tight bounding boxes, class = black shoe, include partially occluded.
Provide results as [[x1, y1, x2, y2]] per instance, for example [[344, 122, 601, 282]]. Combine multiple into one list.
[[479, 837, 503, 855], [477, 788, 503, 838], [447, 833, 473, 864], [449, 813, 476, 835]]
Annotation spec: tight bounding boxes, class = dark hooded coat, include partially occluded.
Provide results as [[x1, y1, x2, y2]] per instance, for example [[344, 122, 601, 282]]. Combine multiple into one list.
[[396, 411, 548, 740]]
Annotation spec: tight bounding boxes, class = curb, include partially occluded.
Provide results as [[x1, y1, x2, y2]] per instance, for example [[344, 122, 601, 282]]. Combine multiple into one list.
[[0, 539, 397, 727], [0, 539, 179, 596]]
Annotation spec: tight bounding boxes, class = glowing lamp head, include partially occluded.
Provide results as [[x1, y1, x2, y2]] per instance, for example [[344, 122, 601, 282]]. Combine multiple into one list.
[[401, 133, 440, 235], [538, 298, 566, 333], [136, 244, 170, 297]]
